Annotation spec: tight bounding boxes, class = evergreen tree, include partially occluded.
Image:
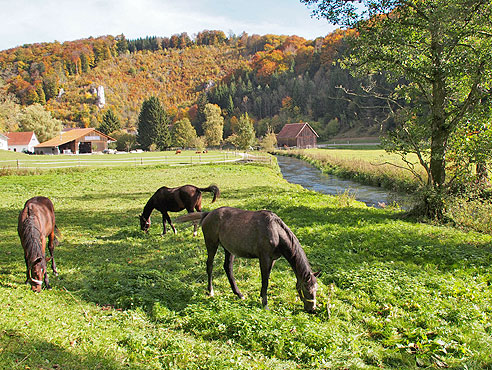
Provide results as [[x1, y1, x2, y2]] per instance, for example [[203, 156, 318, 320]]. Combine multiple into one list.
[[137, 96, 170, 151], [99, 109, 121, 135]]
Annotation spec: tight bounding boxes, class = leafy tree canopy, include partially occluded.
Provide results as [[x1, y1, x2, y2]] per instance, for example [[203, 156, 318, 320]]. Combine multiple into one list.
[[203, 103, 224, 146], [17, 103, 63, 142], [172, 117, 197, 148], [236, 112, 256, 150], [302, 0, 492, 217]]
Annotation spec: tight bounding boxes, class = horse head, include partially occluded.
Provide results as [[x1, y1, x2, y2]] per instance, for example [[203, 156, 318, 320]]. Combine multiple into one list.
[[139, 214, 151, 233], [29, 257, 45, 292], [296, 271, 321, 313]]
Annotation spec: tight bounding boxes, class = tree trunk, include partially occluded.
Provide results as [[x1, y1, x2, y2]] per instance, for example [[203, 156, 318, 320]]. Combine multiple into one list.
[[429, 30, 448, 190]]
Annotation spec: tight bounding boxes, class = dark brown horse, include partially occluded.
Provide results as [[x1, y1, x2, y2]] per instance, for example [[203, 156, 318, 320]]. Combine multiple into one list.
[[139, 184, 220, 235], [176, 207, 320, 312], [18, 196, 59, 292]]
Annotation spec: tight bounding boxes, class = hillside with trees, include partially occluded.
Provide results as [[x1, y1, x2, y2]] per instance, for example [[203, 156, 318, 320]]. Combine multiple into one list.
[[0, 29, 391, 142]]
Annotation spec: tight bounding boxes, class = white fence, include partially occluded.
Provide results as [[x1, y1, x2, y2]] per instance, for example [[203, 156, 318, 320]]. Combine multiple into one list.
[[0, 152, 273, 170]]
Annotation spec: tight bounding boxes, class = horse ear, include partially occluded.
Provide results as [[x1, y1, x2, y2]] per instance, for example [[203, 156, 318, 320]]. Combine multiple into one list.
[[313, 271, 322, 278]]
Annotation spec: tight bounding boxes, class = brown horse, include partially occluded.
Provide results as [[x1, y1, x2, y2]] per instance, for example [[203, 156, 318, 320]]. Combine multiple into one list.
[[176, 207, 320, 312], [18, 196, 59, 292], [139, 184, 220, 235]]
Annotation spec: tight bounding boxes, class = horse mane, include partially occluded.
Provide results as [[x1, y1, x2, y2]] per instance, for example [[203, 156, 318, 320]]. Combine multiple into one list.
[[273, 214, 313, 282], [21, 215, 44, 265]]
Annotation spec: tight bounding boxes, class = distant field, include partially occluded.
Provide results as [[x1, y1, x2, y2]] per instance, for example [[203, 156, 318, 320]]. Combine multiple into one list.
[[0, 150, 243, 170]]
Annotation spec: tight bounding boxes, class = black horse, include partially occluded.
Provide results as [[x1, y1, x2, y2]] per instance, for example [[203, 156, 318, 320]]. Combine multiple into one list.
[[18, 196, 59, 292], [176, 206, 320, 312], [139, 184, 220, 235]]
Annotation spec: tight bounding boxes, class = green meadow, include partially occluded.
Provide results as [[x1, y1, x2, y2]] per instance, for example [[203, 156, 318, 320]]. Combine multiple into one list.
[[1, 160, 492, 369]]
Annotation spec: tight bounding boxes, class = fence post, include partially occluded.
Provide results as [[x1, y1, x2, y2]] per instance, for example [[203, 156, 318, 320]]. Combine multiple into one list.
[[17, 160, 19, 169], [141, 157, 143, 166]]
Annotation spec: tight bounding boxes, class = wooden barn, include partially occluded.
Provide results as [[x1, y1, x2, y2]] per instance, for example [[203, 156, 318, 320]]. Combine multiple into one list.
[[35, 128, 115, 155], [276, 122, 319, 149]]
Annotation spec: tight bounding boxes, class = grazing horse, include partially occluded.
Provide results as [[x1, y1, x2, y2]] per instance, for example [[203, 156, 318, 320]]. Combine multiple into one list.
[[18, 196, 59, 292], [176, 207, 320, 312], [139, 184, 220, 235]]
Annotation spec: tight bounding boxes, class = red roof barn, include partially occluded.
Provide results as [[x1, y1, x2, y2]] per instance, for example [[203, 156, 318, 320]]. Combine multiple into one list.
[[276, 123, 319, 149]]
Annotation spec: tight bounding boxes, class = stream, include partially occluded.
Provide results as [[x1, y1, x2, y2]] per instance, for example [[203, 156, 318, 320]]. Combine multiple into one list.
[[276, 155, 410, 209]]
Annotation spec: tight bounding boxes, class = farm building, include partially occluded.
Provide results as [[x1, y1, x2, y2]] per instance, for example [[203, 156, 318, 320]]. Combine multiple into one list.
[[0, 133, 8, 150], [6, 131, 39, 153], [35, 128, 115, 155], [276, 122, 319, 149]]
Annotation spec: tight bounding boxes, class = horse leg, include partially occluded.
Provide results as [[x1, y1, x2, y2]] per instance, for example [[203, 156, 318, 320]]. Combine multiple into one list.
[[43, 267, 51, 289], [185, 204, 199, 236], [48, 230, 58, 276], [204, 236, 219, 297], [259, 257, 274, 309], [164, 212, 176, 235], [24, 258, 30, 284], [223, 250, 244, 299]]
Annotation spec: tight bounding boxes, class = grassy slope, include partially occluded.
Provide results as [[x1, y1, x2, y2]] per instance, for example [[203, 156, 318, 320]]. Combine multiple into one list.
[[1, 162, 491, 369]]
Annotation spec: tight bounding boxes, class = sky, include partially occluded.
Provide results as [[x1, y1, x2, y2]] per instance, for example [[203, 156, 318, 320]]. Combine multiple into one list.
[[0, 0, 338, 51]]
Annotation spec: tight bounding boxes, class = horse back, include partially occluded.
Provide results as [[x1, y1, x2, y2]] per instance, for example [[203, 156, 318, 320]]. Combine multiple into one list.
[[202, 207, 282, 259], [154, 185, 201, 212], [19, 197, 55, 238]]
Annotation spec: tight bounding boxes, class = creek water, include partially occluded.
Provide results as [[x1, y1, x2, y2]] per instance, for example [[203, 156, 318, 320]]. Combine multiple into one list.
[[276, 155, 410, 209]]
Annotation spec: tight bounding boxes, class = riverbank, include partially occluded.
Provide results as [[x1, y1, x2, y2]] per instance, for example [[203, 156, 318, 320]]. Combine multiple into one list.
[[276, 155, 410, 209], [276, 149, 492, 234], [2, 162, 492, 369], [274, 149, 423, 194]]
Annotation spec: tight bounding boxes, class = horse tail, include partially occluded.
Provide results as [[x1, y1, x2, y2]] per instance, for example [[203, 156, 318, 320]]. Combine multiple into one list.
[[53, 225, 61, 247], [54, 224, 61, 237], [175, 211, 209, 226], [198, 185, 220, 203]]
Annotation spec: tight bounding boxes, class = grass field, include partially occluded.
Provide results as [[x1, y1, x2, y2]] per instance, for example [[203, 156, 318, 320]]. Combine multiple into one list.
[[1, 161, 492, 369]]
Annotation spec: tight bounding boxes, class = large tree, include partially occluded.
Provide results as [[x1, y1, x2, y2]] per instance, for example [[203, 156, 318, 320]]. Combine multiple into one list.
[[236, 113, 256, 150], [172, 117, 197, 148], [137, 96, 171, 151], [17, 103, 63, 142], [301, 0, 492, 216], [203, 103, 224, 146]]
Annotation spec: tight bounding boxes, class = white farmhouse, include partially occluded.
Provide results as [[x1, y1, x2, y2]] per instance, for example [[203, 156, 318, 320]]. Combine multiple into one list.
[[7, 131, 40, 153], [0, 133, 8, 150]]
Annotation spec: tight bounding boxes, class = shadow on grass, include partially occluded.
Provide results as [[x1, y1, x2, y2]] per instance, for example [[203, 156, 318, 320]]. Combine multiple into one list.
[[2, 184, 491, 317], [0, 330, 144, 370]]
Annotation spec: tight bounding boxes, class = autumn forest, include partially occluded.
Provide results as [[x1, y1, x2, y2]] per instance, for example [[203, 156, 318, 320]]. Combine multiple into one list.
[[0, 29, 392, 146]]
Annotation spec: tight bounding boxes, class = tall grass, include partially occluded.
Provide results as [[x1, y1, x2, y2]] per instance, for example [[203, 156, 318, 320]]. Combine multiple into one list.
[[1, 162, 491, 369]]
